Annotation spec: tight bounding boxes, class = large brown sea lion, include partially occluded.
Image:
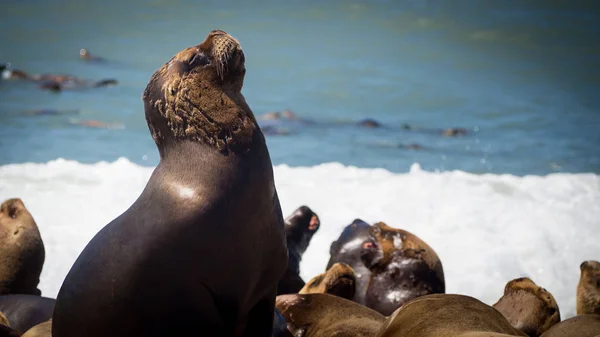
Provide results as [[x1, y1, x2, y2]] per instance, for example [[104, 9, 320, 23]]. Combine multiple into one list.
[[0, 295, 55, 335], [278, 206, 320, 295], [276, 293, 385, 337], [360, 222, 445, 316], [492, 277, 560, 336], [327, 218, 372, 304], [539, 314, 600, 337], [376, 294, 527, 337], [577, 260, 600, 315], [299, 263, 356, 300], [52, 29, 288, 337], [0, 198, 45, 296]]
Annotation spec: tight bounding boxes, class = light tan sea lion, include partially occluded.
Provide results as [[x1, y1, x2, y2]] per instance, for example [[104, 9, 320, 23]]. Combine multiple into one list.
[[492, 277, 560, 336], [577, 260, 600, 315]]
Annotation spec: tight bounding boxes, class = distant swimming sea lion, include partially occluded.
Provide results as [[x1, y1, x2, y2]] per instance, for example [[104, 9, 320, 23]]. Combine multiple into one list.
[[539, 314, 600, 337], [376, 294, 527, 337], [577, 260, 600, 315], [278, 206, 320, 295], [360, 222, 445, 316], [0, 199, 45, 296], [0, 295, 55, 334], [492, 277, 560, 336], [299, 263, 356, 300], [79, 48, 105, 62], [52, 29, 288, 337], [276, 293, 385, 337], [327, 219, 372, 305]]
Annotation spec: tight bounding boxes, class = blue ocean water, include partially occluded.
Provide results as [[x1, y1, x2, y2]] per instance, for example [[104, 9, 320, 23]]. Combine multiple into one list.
[[1, 0, 599, 175]]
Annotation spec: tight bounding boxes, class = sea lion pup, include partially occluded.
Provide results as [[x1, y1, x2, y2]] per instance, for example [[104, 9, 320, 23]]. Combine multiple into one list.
[[376, 294, 527, 337], [327, 218, 372, 305], [21, 320, 51, 337], [577, 260, 600, 315], [492, 277, 560, 336], [539, 314, 600, 337], [52, 29, 288, 337], [276, 293, 385, 337], [0, 198, 45, 296], [0, 295, 55, 335], [278, 206, 321, 295], [299, 263, 356, 300], [360, 222, 445, 316]]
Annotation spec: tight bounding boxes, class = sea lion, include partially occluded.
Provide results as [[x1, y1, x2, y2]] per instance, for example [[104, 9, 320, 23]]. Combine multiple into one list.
[[278, 206, 320, 295], [79, 48, 105, 62], [1, 63, 31, 80], [539, 314, 600, 337], [327, 218, 372, 305], [492, 277, 560, 336], [0, 198, 45, 296], [52, 29, 288, 337], [376, 294, 527, 337], [276, 293, 385, 337], [358, 118, 381, 128], [21, 320, 51, 337], [0, 295, 55, 334], [0, 311, 8, 327], [577, 260, 600, 315], [441, 127, 468, 137], [360, 222, 445, 316], [299, 263, 356, 300]]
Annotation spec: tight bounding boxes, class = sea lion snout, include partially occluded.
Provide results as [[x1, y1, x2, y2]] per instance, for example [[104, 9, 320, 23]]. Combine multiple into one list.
[[0, 198, 25, 219], [199, 29, 244, 78]]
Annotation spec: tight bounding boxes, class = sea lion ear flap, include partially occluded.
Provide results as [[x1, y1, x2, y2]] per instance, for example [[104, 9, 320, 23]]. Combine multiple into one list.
[[329, 240, 339, 256]]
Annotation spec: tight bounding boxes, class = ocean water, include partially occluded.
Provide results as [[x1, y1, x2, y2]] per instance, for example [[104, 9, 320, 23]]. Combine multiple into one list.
[[1, 0, 599, 322]]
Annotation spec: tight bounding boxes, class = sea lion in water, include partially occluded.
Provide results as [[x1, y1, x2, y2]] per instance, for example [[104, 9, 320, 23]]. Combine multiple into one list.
[[0, 198, 45, 296], [360, 222, 445, 316], [539, 314, 600, 337], [278, 206, 320, 295], [299, 263, 356, 300], [376, 294, 527, 337], [0, 295, 55, 334], [21, 319, 51, 337], [276, 293, 385, 337], [492, 277, 560, 336], [52, 29, 288, 337], [327, 218, 372, 305], [358, 118, 381, 128], [577, 260, 600, 315], [79, 48, 105, 62]]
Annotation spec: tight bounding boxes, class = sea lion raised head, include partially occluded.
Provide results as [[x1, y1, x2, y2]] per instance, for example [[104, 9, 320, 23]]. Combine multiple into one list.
[[0, 198, 45, 296], [577, 260, 600, 315], [360, 222, 445, 316], [276, 293, 385, 337], [492, 277, 560, 336], [327, 218, 372, 304], [277, 206, 321, 295], [142, 29, 255, 157], [299, 263, 356, 300]]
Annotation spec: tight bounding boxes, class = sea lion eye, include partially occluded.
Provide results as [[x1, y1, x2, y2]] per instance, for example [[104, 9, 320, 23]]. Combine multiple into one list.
[[188, 53, 209, 67]]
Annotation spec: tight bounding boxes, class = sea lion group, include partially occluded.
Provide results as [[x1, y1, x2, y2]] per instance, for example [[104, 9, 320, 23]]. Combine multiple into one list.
[[0, 30, 598, 337]]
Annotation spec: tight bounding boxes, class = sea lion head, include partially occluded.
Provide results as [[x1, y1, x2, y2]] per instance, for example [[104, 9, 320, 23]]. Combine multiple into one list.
[[79, 48, 90, 60], [577, 260, 600, 316], [142, 30, 256, 156], [0, 198, 45, 295], [299, 263, 356, 300], [284, 206, 320, 255], [493, 277, 560, 336]]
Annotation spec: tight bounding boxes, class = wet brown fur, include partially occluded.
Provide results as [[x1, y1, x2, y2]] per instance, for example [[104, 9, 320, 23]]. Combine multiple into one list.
[[299, 263, 356, 300], [577, 260, 600, 316], [492, 277, 560, 336]]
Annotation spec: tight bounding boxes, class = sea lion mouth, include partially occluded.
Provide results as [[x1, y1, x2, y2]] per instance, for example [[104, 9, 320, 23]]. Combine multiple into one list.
[[308, 215, 320, 231]]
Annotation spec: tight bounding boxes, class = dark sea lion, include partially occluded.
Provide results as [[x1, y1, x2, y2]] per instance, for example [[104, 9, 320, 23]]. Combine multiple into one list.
[[52, 29, 288, 337], [492, 277, 560, 336], [376, 294, 527, 337], [0, 199, 45, 296], [358, 118, 381, 128], [0, 295, 55, 335], [539, 314, 600, 337], [21, 320, 51, 337], [0, 324, 20, 337], [360, 222, 445, 316], [1, 64, 31, 80], [299, 263, 356, 300], [327, 218, 372, 305], [278, 206, 320, 295], [577, 260, 600, 315], [276, 293, 385, 337]]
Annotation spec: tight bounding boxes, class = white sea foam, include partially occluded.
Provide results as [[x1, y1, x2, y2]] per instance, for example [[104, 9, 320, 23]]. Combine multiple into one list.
[[0, 158, 599, 318]]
